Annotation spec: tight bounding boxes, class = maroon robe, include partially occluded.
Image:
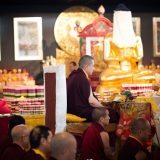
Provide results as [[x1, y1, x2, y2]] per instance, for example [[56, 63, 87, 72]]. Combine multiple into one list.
[[118, 136, 150, 160], [151, 148, 160, 160], [67, 68, 94, 121], [80, 122, 109, 160], [0, 135, 12, 160], [1, 143, 25, 160], [68, 69, 77, 79], [23, 149, 45, 160], [49, 157, 57, 160]]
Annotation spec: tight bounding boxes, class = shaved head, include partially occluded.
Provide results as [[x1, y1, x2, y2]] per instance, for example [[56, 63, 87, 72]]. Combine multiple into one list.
[[130, 118, 150, 135], [79, 55, 94, 68], [51, 132, 77, 160], [130, 117, 151, 142], [11, 124, 29, 141], [11, 124, 30, 149]]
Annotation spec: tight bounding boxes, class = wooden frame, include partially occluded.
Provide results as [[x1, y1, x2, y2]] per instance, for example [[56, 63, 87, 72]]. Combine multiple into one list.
[[14, 17, 43, 61], [132, 17, 141, 35], [153, 17, 160, 57]]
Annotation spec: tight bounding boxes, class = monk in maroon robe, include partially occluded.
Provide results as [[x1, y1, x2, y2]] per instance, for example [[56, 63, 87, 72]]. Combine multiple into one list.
[[0, 115, 25, 160], [50, 132, 77, 160], [23, 125, 52, 160], [67, 55, 103, 121], [80, 108, 113, 160], [67, 68, 93, 120], [1, 125, 29, 160], [1, 143, 26, 160], [23, 149, 45, 160], [0, 135, 12, 160], [118, 118, 151, 160], [118, 136, 150, 160], [68, 61, 77, 79]]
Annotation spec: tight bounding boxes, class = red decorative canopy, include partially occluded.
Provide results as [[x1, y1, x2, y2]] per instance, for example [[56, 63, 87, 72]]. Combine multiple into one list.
[[79, 16, 113, 37]]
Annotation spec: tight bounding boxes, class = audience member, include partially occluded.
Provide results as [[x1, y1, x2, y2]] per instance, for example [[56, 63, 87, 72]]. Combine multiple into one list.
[[50, 132, 77, 160], [80, 108, 113, 160], [68, 61, 77, 78], [23, 125, 52, 160], [0, 115, 25, 160], [67, 55, 104, 121], [1, 124, 30, 160], [118, 117, 151, 160]]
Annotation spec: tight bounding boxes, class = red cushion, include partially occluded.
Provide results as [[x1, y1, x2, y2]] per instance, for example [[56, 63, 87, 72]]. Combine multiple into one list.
[[0, 101, 11, 114], [0, 101, 6, 107]]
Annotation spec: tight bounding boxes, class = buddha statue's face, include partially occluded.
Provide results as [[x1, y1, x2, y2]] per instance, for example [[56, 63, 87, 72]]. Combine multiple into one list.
[[121, 60, 132, 71]]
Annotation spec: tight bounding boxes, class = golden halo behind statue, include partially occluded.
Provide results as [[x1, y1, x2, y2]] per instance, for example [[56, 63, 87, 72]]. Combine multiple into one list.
[[54, 6, 98, 57]]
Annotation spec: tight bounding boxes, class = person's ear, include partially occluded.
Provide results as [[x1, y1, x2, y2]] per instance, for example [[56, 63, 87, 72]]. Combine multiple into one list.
[[61, 149, 66, 156], [84, 64, 88, 69], [20, 135, 24, 142], [99, 116, 104, 123], [40, 137, 46, 145], [138, 129, 142, 135]]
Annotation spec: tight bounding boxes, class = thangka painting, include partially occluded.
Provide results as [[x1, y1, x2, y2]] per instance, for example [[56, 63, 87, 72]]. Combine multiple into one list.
[[116, 102, 154, 142], [153, 17, 160, 57], [14, 17, 43, 61]]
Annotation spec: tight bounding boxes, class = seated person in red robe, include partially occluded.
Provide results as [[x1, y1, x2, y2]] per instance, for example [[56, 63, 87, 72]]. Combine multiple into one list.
[[0, 115, 25, 160], [50, 132, 77, 160], [67, 55, 104, 121], [1, 125, 30, 160], [118, 117, 151, 160], [68, 61, 77, 79], [80, 108, 113, 160], [23, 125, 53, 160]]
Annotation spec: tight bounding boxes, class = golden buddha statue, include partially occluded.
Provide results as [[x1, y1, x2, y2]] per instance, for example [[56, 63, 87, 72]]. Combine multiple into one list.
[[96, 4, 155, 93]]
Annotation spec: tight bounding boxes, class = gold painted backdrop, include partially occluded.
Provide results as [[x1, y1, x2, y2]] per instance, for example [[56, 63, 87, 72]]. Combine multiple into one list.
[[54, 6, 98, 76]]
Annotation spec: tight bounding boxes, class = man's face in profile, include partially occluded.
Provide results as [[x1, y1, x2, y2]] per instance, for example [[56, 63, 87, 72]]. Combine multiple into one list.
[[86, 60, 95, 76]]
